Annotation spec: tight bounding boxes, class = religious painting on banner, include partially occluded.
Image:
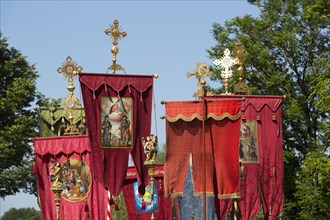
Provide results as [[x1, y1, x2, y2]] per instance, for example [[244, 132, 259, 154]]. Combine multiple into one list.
[[133, 181, 159, 212], [53, 158, 92, 202], [100, 96, 133, 148], [240, 120, 258, 163]]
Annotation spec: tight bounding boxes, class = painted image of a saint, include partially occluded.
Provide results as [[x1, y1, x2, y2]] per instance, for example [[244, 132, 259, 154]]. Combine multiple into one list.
[[239, 121, 258, 162], [100, 96, 133, 148]]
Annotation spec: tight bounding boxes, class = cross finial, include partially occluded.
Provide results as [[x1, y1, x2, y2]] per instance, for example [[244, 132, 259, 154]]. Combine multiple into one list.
[[187, 62, 210, 99], [104, 20, 127, 73], [213, 48, 238, 94]]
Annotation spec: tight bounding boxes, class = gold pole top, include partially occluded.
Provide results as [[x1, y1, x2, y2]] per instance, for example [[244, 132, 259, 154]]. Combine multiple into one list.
[[186, 62, 210, 99], [105, 20, 127, 73], [57, 56, 82, 135], [234, 41, 250, 94]]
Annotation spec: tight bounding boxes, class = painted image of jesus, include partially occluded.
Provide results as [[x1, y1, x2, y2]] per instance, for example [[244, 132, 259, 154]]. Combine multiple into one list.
[[100, 96, 133, 148]]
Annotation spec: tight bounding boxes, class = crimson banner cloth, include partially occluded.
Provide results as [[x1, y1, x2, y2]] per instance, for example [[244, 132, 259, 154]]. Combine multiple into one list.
[[212, 95, 284, 220], [122, 165, 178, 220], [164, 99, 241, 202], [33, 136, 108, 220], [79, 73, 153, 196]]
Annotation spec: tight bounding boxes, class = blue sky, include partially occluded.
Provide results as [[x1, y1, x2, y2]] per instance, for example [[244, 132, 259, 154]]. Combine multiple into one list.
[[0, 0, 258, 216]]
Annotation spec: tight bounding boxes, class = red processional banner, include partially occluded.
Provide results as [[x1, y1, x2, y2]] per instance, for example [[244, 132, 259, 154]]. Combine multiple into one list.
[[122, 165, 179, 220], [33, 135, 108, 220], [79, 73, 153, 196], [211, 95, 284, 220], [164, 99, 241, 203]]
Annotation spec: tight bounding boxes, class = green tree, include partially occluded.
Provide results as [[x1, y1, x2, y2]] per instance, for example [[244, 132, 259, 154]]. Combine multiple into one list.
[[0, 33, 41, 197], [207, 0, 329, 218], [156, 143, 166, 165], [1, 207, 41, 220], [295, 152, 330, 219]]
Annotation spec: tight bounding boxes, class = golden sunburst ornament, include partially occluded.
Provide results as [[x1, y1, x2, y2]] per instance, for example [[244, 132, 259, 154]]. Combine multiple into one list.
[[57, 56, 82, 135], [57, 56, 83, 82]]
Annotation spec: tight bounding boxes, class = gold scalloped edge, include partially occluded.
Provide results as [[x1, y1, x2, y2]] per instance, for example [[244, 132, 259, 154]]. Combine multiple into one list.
[[166, 112, 241, 122], [166, 113, 204, 122], [207, 112, 241, 121]]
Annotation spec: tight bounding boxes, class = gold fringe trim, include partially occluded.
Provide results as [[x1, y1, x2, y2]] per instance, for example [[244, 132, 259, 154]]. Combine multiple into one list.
[[166, 112, 241, 122], [218, 192, 240, 199], [193, 192, 215, 197]]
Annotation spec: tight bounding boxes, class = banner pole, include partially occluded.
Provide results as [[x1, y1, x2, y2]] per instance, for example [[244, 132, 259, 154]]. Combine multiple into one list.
[[107, 190, 111, 220], [201, 80, 207, 220]]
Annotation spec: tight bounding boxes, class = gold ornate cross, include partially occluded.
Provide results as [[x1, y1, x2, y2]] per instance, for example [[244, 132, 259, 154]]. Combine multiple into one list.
[[187, 62, 210, 98], [104, 20, 127, 73]]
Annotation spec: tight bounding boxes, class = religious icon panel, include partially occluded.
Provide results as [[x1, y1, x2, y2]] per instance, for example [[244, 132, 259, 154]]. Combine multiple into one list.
[[134, 181, 159, 212], [239, 120, 259, 163], [100, 96, 133, 148], [52, 158, 92, 202]]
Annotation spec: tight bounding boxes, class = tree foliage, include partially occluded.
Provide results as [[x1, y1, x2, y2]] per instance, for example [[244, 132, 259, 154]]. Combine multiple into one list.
[[295, 152, 330, 219], [1, 207, 41, 220], [0, 33, 41, 198], [207, 0, 329, 218]]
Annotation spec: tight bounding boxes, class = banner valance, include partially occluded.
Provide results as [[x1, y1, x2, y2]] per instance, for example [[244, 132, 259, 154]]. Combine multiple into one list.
[[209, 95, 282, 115], [79, 72, 153, 93], [126, 165, 164, 180], [34, 135, 90, 156], [165, 99, 241, 122], [79, 72, 154, 196]]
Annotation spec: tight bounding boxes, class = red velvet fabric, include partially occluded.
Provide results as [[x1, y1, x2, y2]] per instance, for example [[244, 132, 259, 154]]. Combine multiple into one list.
[[79, 73, 153, 196], [165, 119, 214, 196], [238, 164, 260, 220], [256, 102, 283, 219], [164, 99, 241, 204], [33, 136, 108, 220], [122, 166, 178, 220], [211, 95, 284, 219]]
